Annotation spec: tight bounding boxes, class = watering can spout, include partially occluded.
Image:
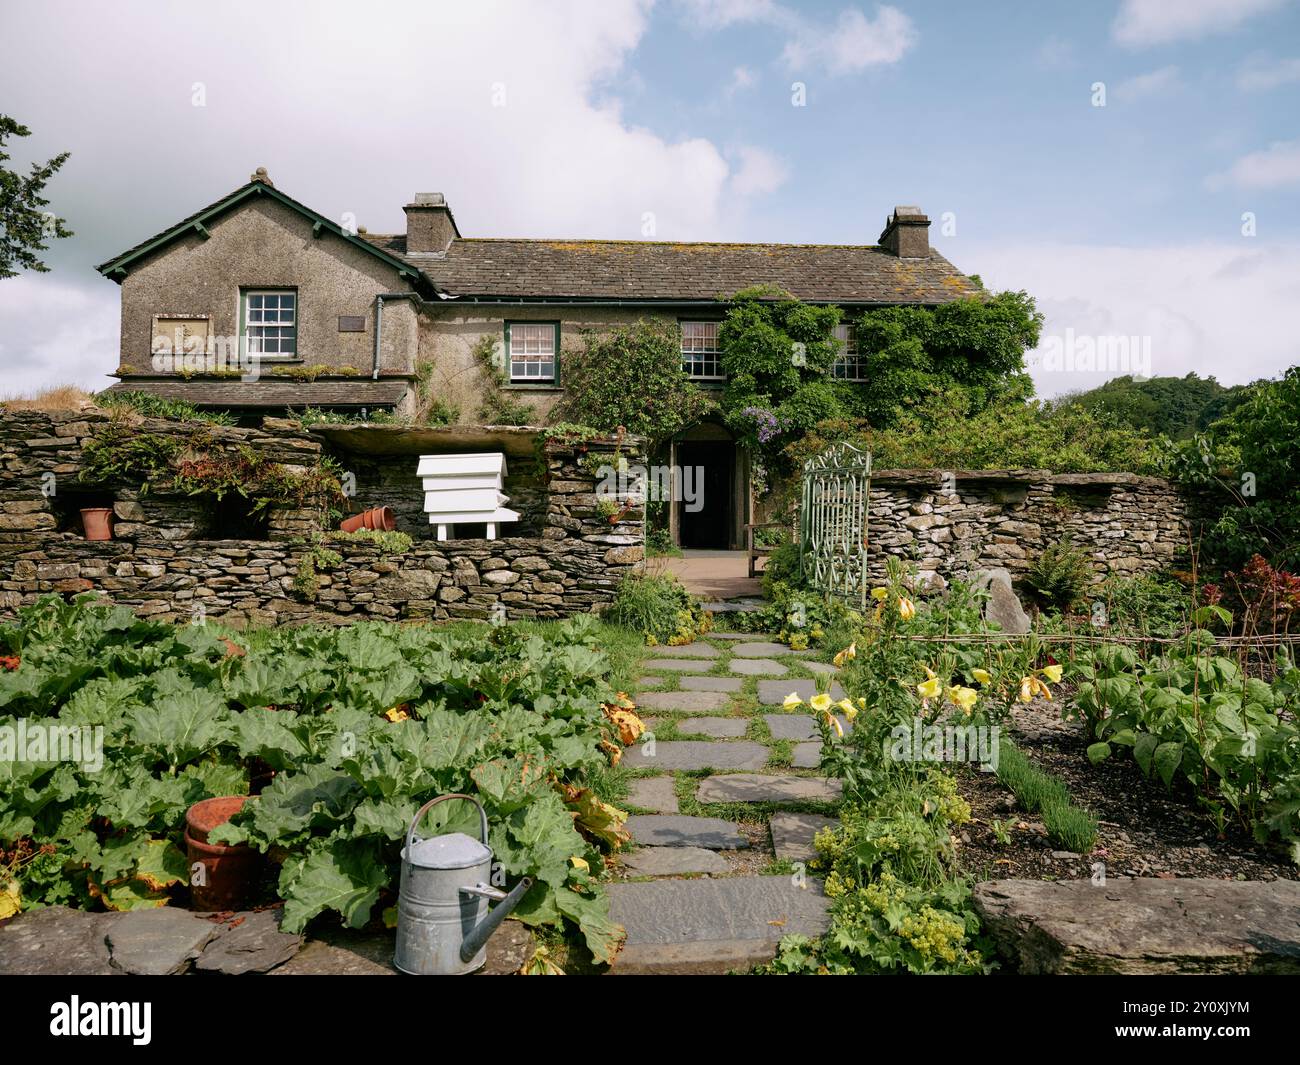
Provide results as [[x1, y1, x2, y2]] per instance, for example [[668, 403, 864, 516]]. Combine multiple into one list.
[[459, 876, 533, 962]]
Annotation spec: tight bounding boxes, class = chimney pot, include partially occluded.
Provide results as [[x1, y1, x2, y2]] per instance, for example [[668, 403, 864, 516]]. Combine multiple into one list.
[[878, 205, 930, 258]]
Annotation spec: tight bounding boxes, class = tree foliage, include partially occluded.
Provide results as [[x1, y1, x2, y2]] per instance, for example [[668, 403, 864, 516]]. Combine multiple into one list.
[[552, 319, 714, 448], [1062, 372, 1254, 440], [0, 115, 72, 279]]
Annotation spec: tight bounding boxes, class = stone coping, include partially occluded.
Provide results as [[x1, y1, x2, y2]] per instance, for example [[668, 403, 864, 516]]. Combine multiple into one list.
[[870, 468, 1169, 488]]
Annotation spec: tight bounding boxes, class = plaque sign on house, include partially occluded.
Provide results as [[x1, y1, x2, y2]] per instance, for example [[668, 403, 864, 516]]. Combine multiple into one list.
[[416, 452, 519, 541]]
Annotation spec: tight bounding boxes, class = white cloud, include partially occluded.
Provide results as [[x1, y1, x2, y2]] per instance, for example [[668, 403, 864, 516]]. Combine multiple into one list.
[[678, 1, 917, 74], [728, 145, 789, 198], [1237, 52, 1300, 89], [1113, 65, 1182, 102], [968, 240, 1300, 396], [1208, 140, 1300, 189], [1113, 0, 1290, 47], [725, 65, 759, 97], [0, 0, 796, 395]]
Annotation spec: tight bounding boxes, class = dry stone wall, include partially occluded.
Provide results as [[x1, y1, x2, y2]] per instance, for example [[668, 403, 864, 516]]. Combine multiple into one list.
[[866, 469, 1187, 584], [0, 409, 645, 626]]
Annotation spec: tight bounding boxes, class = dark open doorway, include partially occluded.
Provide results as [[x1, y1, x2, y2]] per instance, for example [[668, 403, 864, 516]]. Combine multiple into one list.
[[676, 440, 734, 549]]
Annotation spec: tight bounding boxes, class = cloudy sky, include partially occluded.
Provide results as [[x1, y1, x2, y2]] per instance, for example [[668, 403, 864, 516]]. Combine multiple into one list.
[[1, 0, 1298, 397]]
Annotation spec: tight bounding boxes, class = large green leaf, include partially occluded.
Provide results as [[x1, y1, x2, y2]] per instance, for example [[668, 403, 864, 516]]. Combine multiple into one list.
[[279, 838, 390, 933]]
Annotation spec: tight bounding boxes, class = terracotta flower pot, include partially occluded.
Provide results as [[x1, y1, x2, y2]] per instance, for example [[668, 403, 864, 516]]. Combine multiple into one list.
[[185, 795, 259, 911], [339, 505, 396, 533], [80, 507, 114, 541]]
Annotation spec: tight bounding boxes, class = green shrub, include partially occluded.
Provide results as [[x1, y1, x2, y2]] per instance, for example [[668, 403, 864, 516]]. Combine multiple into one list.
[[760, 541, 802, 597], [605, 573, 710, 645], [1024, 539, 1092, 611], [95, 390, 233, 425]]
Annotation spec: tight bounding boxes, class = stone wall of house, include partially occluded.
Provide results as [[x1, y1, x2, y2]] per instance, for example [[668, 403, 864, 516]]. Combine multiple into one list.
[[864, 469, 1186, 584], [0, 409, 645, 626]]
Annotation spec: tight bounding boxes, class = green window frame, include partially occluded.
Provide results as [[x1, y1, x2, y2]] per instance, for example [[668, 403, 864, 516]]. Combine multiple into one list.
[[505, 321, 559, 383]]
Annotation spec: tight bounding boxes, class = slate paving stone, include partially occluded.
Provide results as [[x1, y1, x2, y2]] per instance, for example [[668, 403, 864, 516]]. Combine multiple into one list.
[[635, 690, 730, 713], [106, 908, 221, 975], [708, 632, 760, 639], [621, 847, 729, 876], [730, 641, 805, 657], [763, 713, 852, 742], [623, 740, 769, 771], [626, 815, 749, 849], [607, 876, 829, 974], [268, 922, 533, 976], [645, 658, 716, 672], [627, 775, 679, 814], [672, 717, 749, 738], [757, 678, 845, 704], [696, 773, 842, 804], [804, 662, 839, 676], [729, 658, 788, 676], [0, 906, 120, 975], [769, 812, 838, 863], [680, 675, 743, 692], [651, 642, 719, 658], [195, 910, 303, 975], [792, 742, 821, 768], [636, 676, 665, 689]]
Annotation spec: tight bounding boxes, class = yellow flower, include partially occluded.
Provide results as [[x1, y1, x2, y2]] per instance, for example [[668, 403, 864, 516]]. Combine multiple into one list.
[[947, 686, 978, 715], [897, 597, 916, 620], [857, 697, 867, 710], [1040, 664, 1063, 684], [1031, 676, 1053, 700], [832, 642, 857, 668], [1018, 677, 1034, 703], [783, 692, 804, 709], [569, 856, 590, 873], [871, 587, 889, 601], [810, 693, 833, 713], [823, 711, 845, 738], [837, 697, 855, 713], [971, 668, 992, 685], [917, 676, 942, 699], [842, 704, 859, 723]]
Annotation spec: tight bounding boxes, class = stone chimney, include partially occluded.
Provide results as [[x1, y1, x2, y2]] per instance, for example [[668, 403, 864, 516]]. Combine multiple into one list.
[[878, 205, 930, 258], [404, 192, 459, 254]]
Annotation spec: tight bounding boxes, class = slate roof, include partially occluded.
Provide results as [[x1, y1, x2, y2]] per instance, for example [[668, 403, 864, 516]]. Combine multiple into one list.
[[104, 378, 410, 409], [359, 235, 980, 304]]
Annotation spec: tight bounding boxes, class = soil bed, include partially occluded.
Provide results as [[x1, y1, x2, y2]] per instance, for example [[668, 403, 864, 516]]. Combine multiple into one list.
[[955, 696, 1298, 884]]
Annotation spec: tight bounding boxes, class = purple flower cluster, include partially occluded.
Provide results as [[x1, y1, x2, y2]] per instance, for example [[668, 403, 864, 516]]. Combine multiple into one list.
[[742, 406, 784, 444]]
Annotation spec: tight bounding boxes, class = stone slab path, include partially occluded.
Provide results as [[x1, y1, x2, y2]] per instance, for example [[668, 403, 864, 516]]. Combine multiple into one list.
[[613, 633, 845, 972]]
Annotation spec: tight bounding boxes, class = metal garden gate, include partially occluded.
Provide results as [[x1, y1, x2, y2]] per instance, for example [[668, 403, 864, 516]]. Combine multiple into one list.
[[799, 442, 871, 608]]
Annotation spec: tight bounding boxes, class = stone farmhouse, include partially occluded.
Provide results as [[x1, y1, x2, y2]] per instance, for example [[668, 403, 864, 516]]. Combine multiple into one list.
[[97, 168, 981, 549]]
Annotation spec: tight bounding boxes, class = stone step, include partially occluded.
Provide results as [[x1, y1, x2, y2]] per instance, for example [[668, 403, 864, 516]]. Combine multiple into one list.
[[974, 877, 1300, 975], [650, 642, 719, 658], [791, 742, 821, 769], [758, 678, 846, 704], [696, 773, 842, 805], [607, 876, 830, 974], [680, 675, 743, 692], [620, 846, 729, 877], [626, 814, 749, 850], [636, 675, 664, 688], [645, 657, 720, 672], [769, 812, 837, 863], [623, 740, 769, 771], [626, 775, 679, 814], [635, 690, 730, 713], [729, 658, 788, 676], [650, 716, 748, 739], [804, 662, 839, 676], [730, 640, 809, 657], [763, 713, 852, 742]]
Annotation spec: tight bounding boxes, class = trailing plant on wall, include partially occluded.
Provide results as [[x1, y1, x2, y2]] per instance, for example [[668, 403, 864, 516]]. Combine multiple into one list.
[[551, 319, 715, 449], [472, 335, 538, 426]]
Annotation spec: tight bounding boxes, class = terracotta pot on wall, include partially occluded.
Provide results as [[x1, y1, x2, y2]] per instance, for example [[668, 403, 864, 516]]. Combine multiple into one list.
[[339, 506, 396, 533], [184, 795, 260, 911], [80, 508, 114, 541]]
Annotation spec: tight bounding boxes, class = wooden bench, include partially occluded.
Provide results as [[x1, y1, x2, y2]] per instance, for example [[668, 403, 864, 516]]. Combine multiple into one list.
[[745, 522, 784, 579]]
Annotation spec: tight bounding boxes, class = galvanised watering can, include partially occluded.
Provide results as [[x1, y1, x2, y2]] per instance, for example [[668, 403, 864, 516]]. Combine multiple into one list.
[[393, 793, 533, 975]]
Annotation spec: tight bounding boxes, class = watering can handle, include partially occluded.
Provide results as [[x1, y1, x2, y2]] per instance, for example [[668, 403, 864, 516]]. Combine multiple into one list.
[[405, 793, 490, 855]]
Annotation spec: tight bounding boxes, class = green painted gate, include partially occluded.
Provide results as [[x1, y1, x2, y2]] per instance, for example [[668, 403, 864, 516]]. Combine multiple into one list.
[[798, 442, 872, 608]]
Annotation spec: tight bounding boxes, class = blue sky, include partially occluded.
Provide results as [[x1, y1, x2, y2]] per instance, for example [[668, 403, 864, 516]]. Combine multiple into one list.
[[1, 0, 1297, 397]]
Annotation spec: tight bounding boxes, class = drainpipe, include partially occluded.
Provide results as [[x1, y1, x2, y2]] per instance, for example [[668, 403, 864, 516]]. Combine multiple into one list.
[[372, 295, 385, 379]]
